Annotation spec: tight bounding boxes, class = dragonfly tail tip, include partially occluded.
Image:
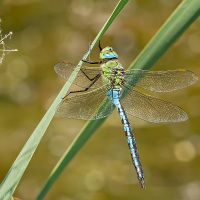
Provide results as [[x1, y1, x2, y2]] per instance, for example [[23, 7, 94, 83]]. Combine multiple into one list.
[[139, 178, 145, 189]]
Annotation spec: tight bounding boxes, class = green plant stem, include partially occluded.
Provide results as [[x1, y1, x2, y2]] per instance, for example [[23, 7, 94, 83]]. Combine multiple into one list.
[[130, 0, 200, 70]]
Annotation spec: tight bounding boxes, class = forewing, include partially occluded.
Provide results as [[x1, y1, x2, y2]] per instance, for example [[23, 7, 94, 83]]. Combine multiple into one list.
[[122, 87, 188, 123], [54, 62, 104, 88], [56, 85, 114, 120], [124, 69, 198, 92]]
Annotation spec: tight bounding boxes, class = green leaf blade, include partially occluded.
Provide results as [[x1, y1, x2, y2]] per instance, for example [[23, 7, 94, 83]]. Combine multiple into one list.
[[131, 0, 200, 70]]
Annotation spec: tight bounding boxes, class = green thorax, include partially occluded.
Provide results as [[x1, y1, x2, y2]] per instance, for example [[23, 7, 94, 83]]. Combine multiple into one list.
[[101, 60, 124, 86], [99, 46, 124, 87]]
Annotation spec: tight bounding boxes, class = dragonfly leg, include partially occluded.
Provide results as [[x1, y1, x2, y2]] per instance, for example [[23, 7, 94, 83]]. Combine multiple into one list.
[[80, 69, 101, 82], [82, 41, 92, 61], [62, 73, 101, 99], [82, 41, 102, 64], [81, 59, 101, 64], [98, 40, 102, 51]]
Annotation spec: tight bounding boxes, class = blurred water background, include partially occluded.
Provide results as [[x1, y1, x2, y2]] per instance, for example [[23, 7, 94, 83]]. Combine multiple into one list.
[[0, 0, 200, 199]]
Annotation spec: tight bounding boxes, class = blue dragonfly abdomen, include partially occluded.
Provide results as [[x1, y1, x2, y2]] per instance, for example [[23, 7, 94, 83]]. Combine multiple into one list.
[[107, 86, 145, 188]]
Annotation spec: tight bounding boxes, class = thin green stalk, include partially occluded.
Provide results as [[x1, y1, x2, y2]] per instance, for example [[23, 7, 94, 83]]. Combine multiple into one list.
[[36, 0, 200, 199], [129, 0, 200, 70], [0, 1, 129, 200]]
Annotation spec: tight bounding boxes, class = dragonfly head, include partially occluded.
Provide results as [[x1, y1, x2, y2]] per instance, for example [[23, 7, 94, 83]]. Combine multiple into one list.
[[100, 46, 118, 60]]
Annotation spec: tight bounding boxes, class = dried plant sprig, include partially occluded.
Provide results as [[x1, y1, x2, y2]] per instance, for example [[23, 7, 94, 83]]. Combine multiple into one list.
[[0, 19, 18, 65]]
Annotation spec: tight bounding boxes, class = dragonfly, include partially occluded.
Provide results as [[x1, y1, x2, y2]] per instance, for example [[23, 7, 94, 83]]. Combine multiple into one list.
[[54, 42, 198, 188]]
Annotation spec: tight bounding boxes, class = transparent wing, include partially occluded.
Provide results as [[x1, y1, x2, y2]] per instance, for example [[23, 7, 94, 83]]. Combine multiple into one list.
[[56, 85, 114, 120], [124, 69, 198, 92], [54, 62, 105, 88], [122, 87, 188, 123]]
